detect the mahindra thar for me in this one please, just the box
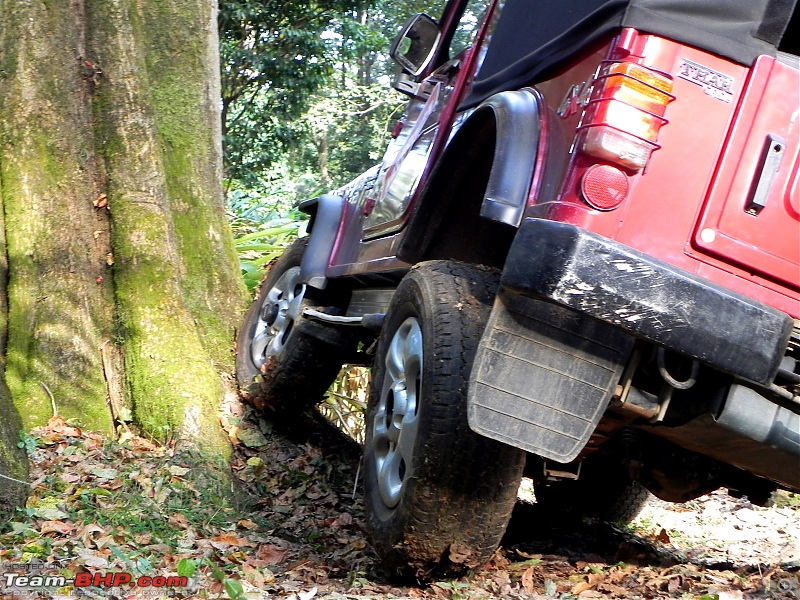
[236,0,800,575]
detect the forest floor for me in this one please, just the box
[0,395,798,600]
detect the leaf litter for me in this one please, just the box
[0,400,797,600]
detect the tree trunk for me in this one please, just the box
[0,0,246,508]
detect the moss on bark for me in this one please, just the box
[139,0,246,368]
[0,141,29,518]
[0,2,116,431]
[85,0,244,455]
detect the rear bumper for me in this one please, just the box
[502,218,793,385]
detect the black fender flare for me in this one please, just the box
[476,88,543,226]
[297,194,345,289]
[399,88,546,263]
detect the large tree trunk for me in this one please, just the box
[0,0,246,509]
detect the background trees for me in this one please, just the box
[219,0,441,224]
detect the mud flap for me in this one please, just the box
[467,290,634,463]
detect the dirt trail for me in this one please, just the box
[232,410,800,600]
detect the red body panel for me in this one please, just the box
[693,57,800,292]
[530,33,800,318]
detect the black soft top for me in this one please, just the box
[463,0,798,107]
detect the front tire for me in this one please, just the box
[364,261,525,576]
[235,239,350,415]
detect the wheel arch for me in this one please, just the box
[398,89,549,268]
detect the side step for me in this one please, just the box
[302,308,385,331]
[468,291,634,463]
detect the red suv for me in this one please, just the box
[237,0,800,575]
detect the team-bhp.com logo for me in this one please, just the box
[3,571,188,589]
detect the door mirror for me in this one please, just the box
[390,13,441,77]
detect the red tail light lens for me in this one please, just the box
[578,62,674,170]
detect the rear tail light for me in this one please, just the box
[578,62,674,171]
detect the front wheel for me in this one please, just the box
[364,261,526,576]
[235,239,351,415]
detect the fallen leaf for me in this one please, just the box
[48,416,83,438]
[168,465,190,477]
[237,519,258,530]
[572,581,592,595]
[169,513,191,530]
[78,551,109,569]
[521,566,535,594]
[598,583,629,595]
[77,523,105,547]
[40,521,72,535]
[236,427,268,448]
[92,535,115,550]
[332,512,353,529]
[133,532,153,545]
[256,544,288,565]
[243,562,268,587]
[31,507,70,520]
[299,587,318,600]
[91,467,118,480]
[210,533,249,551]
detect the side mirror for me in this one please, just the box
[389,13,441,78]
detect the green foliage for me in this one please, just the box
[218,0,427,194]
[435,580,473,600]
[177,557,199,577]
[320,367,370,443]
[227,183,308,295]
[17,431,38,455]
[771,489,800,508]
[208,559,246,600]
[219,0,360,185]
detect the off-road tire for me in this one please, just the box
[364,261,526,577]
[236,238,350,416]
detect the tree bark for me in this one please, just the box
[0,0,246,507]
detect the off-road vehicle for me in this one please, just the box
[237,0,800,575]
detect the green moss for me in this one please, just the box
[143,25,246,367]
[0,133,113,432]
[0,380,28,516]
[80,0,238,457]
[108,197,230,457]
[0,0,118,432]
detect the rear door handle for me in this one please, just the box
[745,134,785,215]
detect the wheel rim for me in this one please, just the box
[250,266,306,370]
[371,316,423,509]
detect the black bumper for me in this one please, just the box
[502,219,793,385]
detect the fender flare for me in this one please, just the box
[476,88,543,226]
[297,194,345,289]
[399,88,546,263]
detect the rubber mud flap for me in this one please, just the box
[468,290,634,463]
